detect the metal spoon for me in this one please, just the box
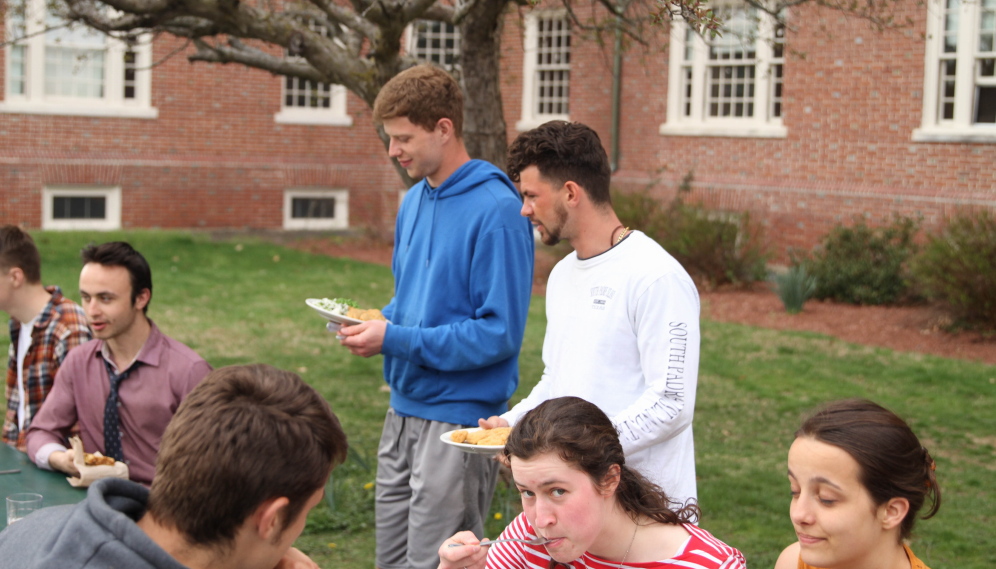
[448,536,554,548]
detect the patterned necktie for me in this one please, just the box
[102,358,140,462]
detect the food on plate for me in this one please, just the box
[84,452,116,466]
[451,427,510,446]
[315,297,358,317]
[314,298,387,322]
[347,307,388,322]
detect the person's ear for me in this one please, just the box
[254,496,291,540]
[435,118,455,143]
[562,181,583,208]
[133,288,151,312]
[7,267,25,288]
[878,497,909,532]
[601,464,622,497]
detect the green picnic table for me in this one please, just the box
[0,442,87,530]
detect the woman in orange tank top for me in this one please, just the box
[773,399,940,569]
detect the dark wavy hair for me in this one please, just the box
[81,241,153,314]
[506,121,612,206]
[797,399,941,541]
[503,396,699,537]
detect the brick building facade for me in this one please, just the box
[2,0,994,256]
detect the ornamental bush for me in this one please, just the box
[802,215,920,305]
[913,211,996,329]
[614,182,770,288]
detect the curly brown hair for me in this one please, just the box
[504,397,700,530]
[373,65,463,137]
[506,121,612,206]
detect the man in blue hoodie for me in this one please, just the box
[337,65,534,569]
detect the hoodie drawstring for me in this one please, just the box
[427,192,438,268]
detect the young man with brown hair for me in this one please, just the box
[26,242,211,485]
[0,364,348,569]
[479,121,701,508]
[335,65,534,569]
[0,225,91,451]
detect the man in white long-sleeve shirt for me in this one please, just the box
[479,121,700,506]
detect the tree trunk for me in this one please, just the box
[458,0,510,172]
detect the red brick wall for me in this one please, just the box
[2,5,994,255]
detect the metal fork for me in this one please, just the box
[448,537,553,548]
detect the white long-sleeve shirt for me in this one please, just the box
[503,231,700,505]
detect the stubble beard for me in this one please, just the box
[539,202,569,246]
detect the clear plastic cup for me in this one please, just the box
[6,493,42,525]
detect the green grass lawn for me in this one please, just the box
[3,231,994,568]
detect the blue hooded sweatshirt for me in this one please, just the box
[381,159,534,425]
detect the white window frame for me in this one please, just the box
[274,19,352,127]
[661,4,787,138]
[2,0,156,119]
[516,10,571,132]
[283,188,349,230]
[913,0,996,142]
[42,186,122,230]
[405,20,461,71]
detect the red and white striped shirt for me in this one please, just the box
[487,514,746,569]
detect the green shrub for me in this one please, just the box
[772,266,817,314]
[802,215,919,305]
[614,183,770,288]
[913,210,996,329]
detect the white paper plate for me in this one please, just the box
[305,298,363,326]
[439,427,505,456]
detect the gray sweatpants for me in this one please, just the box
[375,408,500,569]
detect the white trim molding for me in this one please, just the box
[914,0,996,142]
[662,3,787,139]
[42,186,122,231]
[3,0,156,119]
[517,10,571,132]
[283,188,349,230]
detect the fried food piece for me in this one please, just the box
[465,429,492,444]
[360,309,387,322]
[346,307,388,322]
[84,453,115,466]
[476,428,511,446]
[450,430,469,443]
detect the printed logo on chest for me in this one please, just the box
[589,286,616,310]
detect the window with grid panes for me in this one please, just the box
[42,187,122,230]
[915,0,996,140]
[517,12,571,130]
[2,0,155,118]
[275,18,351,125]
[663,3,786,138]
[283,189,349,230]
[535,17,571,115]
[410,20,460,70]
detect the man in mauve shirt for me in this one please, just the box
[26,242,211,485]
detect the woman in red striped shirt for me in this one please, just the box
[774,399,941,569]
[439,397,745,569]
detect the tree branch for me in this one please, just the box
[189,37,330,82]
[304,0,380,38]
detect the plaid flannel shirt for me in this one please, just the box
[3,286,91,451]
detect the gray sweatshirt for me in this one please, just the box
[0,478,188,568]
